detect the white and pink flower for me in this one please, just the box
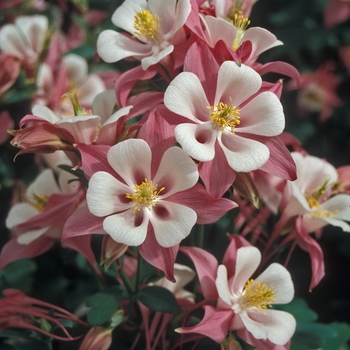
[164,60,285,173]
[96,0,191,70]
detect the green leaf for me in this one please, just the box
[321,322,350,350]
[0,259,37,292]
[85,290,122,326]
[137,286,178,314]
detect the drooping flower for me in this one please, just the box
[96,0,191,70]
[164,60,285,173]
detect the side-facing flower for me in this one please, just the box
[86,138,198,248]
[164,60,285,173]
[178,244,296,346]
[96,0,191,70]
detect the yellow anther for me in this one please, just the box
[30,192,49,212]
[230,14,250,51]
[133,10,162,44]
[126,178,164,214]
[241,279,276,311]
[208,102,240,133]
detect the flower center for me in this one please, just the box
[240,279,276,311]
[304,181,339,218]
[229,14,250,51]
[30,192,49,212]
[133,10,162,45]
[208,102,240,133]
[125,178,164,214]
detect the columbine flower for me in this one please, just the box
[86,138,198,248]
[283,152,350,233]
[96,0,191,70]
[178,244,296,346]
[215,246,295,345]
[164,60,285,173]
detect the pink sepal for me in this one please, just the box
[178,305,232,343]
[0,235,55,270]
[139,225,178,282]
[295,217,325,291]
[179,246,218,300]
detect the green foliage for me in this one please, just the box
[137,286,179,314]
[85,287,124,326]
[0,259,37,293]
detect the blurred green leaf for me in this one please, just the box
[137,286,178,314]
[85,289,123,326]
[321,322,350,350]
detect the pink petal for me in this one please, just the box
[150,202,197,247]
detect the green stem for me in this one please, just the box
[118,268,134,297]
[134,250,142,294]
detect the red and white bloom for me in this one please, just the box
[283,152,350,233]
[164,60,285,172]
[86,138,198,247]
[215,246,295,345]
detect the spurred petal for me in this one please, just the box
[103,209,149,246]
[255,263,294,304]
[164,72,210,123]
[174,123,217,162]
[107,139,151,187]
[153,146,198,197]
[150,202,197,247]
[231,246,261,294]
[86,171,132,217]
[238,92,284,136]
[215,62,262,107]
[241,309,296,345]
[219,133,270,172]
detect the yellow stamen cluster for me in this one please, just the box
[126,178,164,214]
[133,10,162,44]
[241,279,276,311]
[230,14,250,51]
[30,192,49,212]
[305,181,339,218]
[208,102,240,133]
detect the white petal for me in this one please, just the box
[32,105,60,123]
[172,0,192,33]
[215,62,262,107]
[103,209,149,246]
[238,92,285,136]
[323,194,350,221]
[241,309,296,345]
[107,139,151,187]
[97,30,152,63]
[6,203,38,228]
[231,246,261,294]
[255,263,294,304]
[17,227,48,245]
[153,146,198,197]
[219,133,269,172]
[92,90,118,122]
[63,53,88,84]
[202,16,236,48]
[292,152,338,193]
[112,0,148,34]
[86,171,132,217]
[164,72,210,123]
[216,265,232,306]
[141,45,174,70]
[174,123,217,162]
[77,74,106,106]
[26,169,61,202]
[150,202,197,247]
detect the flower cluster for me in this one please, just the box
[0,0,350,349]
